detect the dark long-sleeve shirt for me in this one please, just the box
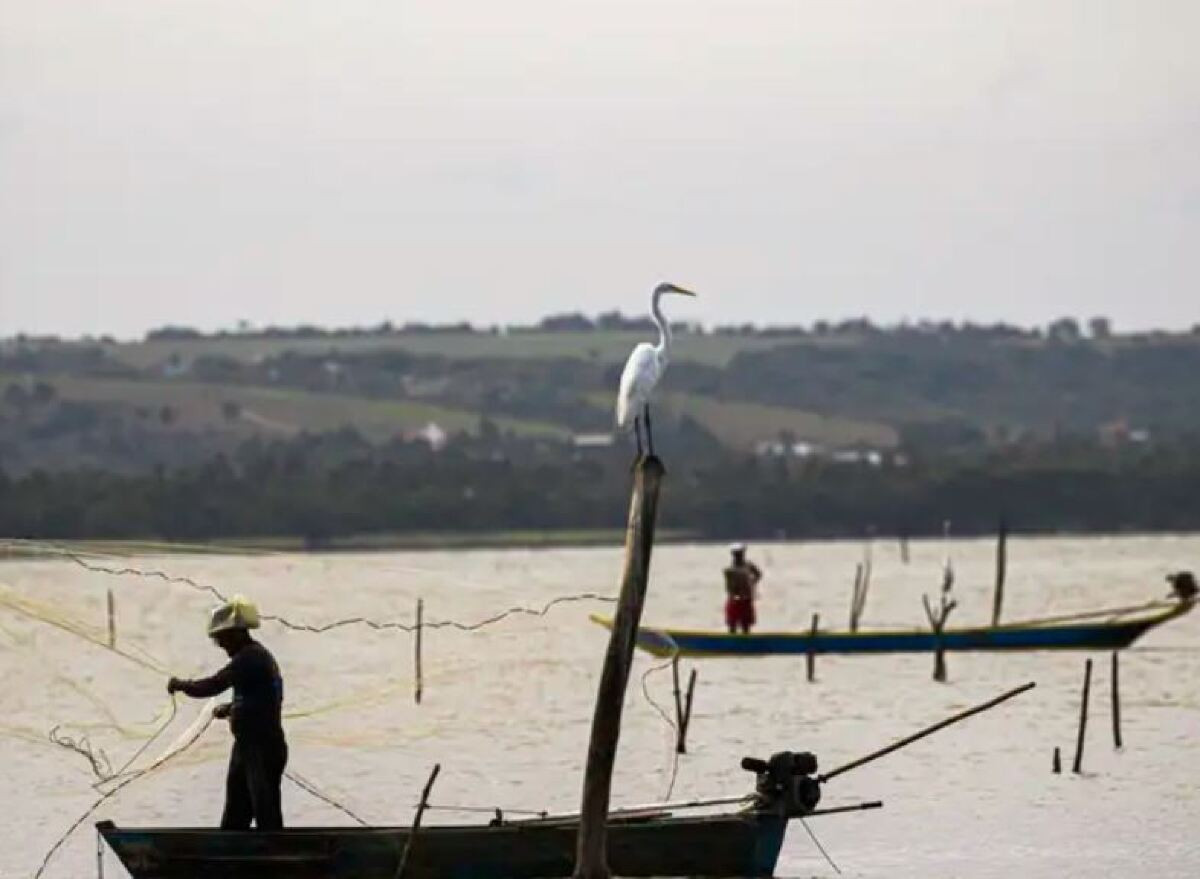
[178,640,285,742]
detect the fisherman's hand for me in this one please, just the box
[167,677,183,695]
[213,703,232,720]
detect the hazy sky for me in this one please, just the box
[3,1,1198,338]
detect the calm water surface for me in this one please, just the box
[2,535,1198,878]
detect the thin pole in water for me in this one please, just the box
[806,613,819,683]
[1111,651,1123,750]
[1073,659,1092,774]
[414,598,423,705]
[395,763,440,879]
[677,668,697,754]
[819,682,1036,783]
[106,589,116,649]
[991,517,1007,627]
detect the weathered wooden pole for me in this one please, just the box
[806,613,819,682]
[574,456,664,879]
[106,589,116,649]
[991,518,1008,627]
[1111,651,1122,750]
[1072,658,1093,773]
[395,763,440,879]
[899,532,910,564]
[414,598,424,705]
[1052,746,1061,774]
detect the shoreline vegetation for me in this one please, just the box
[4,527,1197,560]
[0,529,699,557]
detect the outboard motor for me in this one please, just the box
[1168,571,1198,602]
[741,751,821,817]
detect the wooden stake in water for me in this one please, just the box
[671,655,683,733]
[849,564,864,633]
[575,456,664,879]
[414,598,424,705]
[106,589,116,649]
[991,518,1007,627]
[1111,651,1123,750]
[806,613,819,683]
[922,591,956,683]
[1053,746,1061,774]
[1073,658,1092,773]
[677,669,697,755]
[395,763,440,879]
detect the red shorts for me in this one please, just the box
[725,598,756,631]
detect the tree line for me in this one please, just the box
[3,430,1199,544]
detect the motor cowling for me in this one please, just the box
[741,751,821,817]
[1168,571,1198,602]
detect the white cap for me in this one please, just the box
[729,542,747,554]
[207,596,261,636]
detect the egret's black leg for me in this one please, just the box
[644,404,655,458]
[634,416,644,459]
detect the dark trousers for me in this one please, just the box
[221,735,288,830]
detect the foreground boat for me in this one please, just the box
[591,595,1195,658]
[98,750,836,879]
[97,811,787,879]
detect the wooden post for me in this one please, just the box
[106,589,116,649]
[806,613,819,682]
[1073,658,1093,773]
[1111,651,1122,750]
[574,456,664,879]
[1052,746,1061,774]
[899,532,910,564]
[414,598,423,705]
[671,655,683,734]
[675,669,697,754]
[849,563,864,632]
[923,593,956,683]
[395,763,440,879]
[681,669,697,750]
[991,518,1008,627]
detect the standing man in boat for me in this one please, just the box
[724,543,763,634]
[168,596,288,830]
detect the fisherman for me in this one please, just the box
[724,543,763,634]
[167,596,287,830]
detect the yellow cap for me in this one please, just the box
[207,595,261,636]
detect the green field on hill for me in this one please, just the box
[97,330,791,369]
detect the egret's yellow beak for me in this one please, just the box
[669,284,697,297]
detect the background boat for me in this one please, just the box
[591,597,1194,658]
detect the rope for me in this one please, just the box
[21,543,616,635]
[34,697,188,879]
[285,770,369,826]
[799,815,842,875]
[639,655,682,800]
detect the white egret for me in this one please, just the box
[615,282,697,458]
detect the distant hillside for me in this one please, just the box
[3,319,1199,475]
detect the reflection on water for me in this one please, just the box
[2,534,1198,878]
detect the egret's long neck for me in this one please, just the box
[651,290,672,360]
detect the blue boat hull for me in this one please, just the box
[591,601,1192,658]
